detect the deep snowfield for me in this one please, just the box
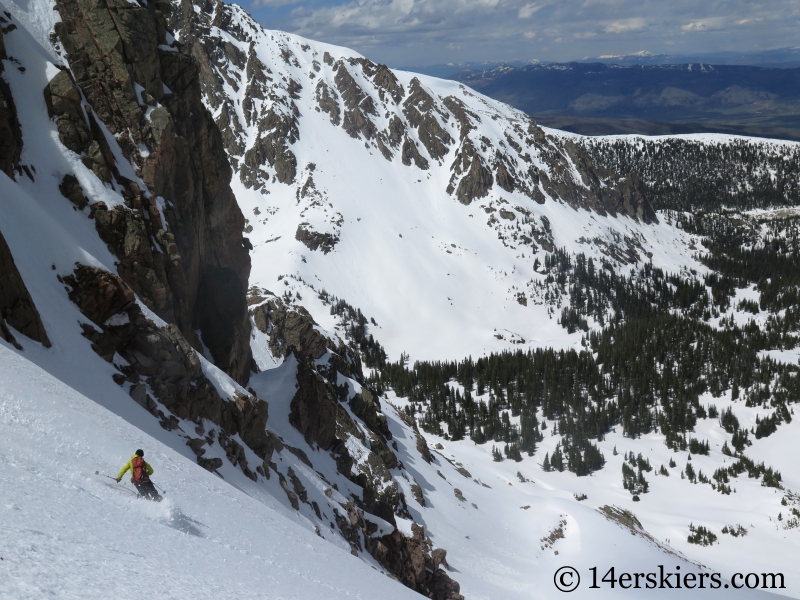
[388,388,800,599]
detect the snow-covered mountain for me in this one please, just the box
[1,0,799,597]
[167,0,699,363]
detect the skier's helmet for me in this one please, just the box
[135,449,144,457]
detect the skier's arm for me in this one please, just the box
[116,461,132,480]
[145,462,154,476]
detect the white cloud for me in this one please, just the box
[681,17,727,32]
[604,18,646,34]
[518,3,542,19]
[250,0,302,7]
[249,0,800,66]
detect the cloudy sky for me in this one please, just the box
[247,0,800,67]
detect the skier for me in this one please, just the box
[116,449,161,501]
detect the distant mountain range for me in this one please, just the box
[449,62,800,140]
[583,47,800,68]
[400,47,800,78]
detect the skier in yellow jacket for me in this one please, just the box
[117,449,161,501]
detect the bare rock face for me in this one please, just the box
[453,144,494,205]
[251,298,329,361]
[401,137,429,170]
[397,409,433,463]
[58,175,89,209]
[193,266,252,382]
[52,0,252,383]
[250,291,419,541]
[0,25,22,179]
[403,78,452,163]
[373,524,464,600]
[0,231,50,349]
[289,356,341,451]
[242,107,299,186]
[64,265,272,474]
[335,59,379,141]
[294,223,339,254]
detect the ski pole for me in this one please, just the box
[152,481,167,495]
[95,471,119,482]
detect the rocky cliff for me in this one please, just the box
[0,0,274,478]
[0,25,22,180]
[0,231,50,349]
[3,5,464,596]
[51,0,252,383]
[249,288,463,599]
[0,26,49,349]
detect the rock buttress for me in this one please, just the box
[64,265,272,475]
[0,25,23,179]
[53,0,253,383]
[0,231,50,348]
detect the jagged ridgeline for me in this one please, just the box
[167,0,655,228]
[577,136,800,211]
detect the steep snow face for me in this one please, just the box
[0,343,790,600]
[2,2,798,599]
[167,0,701,363]
[0,345,422,600]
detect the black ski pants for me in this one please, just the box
[133,481,161,501]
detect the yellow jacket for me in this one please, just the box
[117,455,154,480]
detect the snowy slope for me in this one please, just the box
[169,1,705,364]
[0,344,789,599]
[387,386,800,599]
[0,345,422,600]
[1,0,799,598]
[169,5,800,596]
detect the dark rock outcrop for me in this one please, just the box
[315,81,341,126]
[0,24,22,179]
[447,140,493,205]
[52,0,252,383]
[64,265,272,473]
[397,409,433,464]
[548,139,657,223]
[403,78,452,162]
[335,61,379,141]
[58,175,89,209]
[169,0,299,190]
[252,298,328,360]
[0,231,50,348]
[193,266,252,381]
[402,137,429,170]
[372,524,464,600]
[294,223,339,254]
[250,292,459,595]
